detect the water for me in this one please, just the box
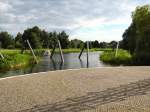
[0,51,110,78]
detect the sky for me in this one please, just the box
[0,0,150,42]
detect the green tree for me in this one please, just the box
[69,39,83,48]
[41,30,50,48]
[99,42,108,48]
[122,5,150,64]
[22,26,42,49]
[122,23,136,54]
[0,32,14,49]
[15,32,23,48]
[132,5,150,53]
[58,31,69,49]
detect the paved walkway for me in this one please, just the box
[0,67,150,112]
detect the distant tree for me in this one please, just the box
[109,41,118,51]
[22,26,42,49]
[41,30,50,48]
[93,40,99,48]
[15,32,23,48]
[58,31,69,49]
[99,42,107,48]
[69,39,84,48]
[0,32,14,49]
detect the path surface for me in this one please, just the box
[0,67,150,112]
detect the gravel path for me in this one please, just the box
[0,67,150,112]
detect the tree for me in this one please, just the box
[15,32,23,48]
[99,42,107,48]
[69,39,84,48]
[122,5,150,64]
[109,41,118,51]
[92,40,99,48]
[41,30,50,48]
[22,26,42,49]
[58,31,69,49]
[122,23,136,54]
[132,5,150,53]
[0,32,14,49]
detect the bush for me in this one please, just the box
[132,52,150,65]
[100,49,132,65]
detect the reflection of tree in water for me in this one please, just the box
[21,78,150,112]
[79,59,84,68]
[51,58,64,70]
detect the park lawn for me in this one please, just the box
[100,49,132,65]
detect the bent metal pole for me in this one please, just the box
[26,40,38,64]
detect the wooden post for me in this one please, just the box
[78,43,86,59]
[58,40,64,63]
[26,40,38,64]
[78,47,85,59]
[0,42,4,59]
[115,41,119,57]
[86,41,89,68]
[0,52,4,59]
[50,43,57,59]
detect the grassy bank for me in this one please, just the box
[54,48,112,53]
[0,50,41,71]
[0,54,34,71]
[100,49,132,65]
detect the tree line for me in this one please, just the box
[120,5,150,65]
[0,26,118,49]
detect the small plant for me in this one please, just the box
[100,49,132,65]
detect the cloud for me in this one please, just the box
[0,0,149,41]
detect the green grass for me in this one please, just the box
[100,49,132,65]
[53,48,112,53]
[0,50,39,71]
[0,53,34,71]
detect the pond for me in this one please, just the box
[0,51,110,78]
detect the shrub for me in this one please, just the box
[100,49,132,65]
[132,52,150,65]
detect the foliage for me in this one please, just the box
[69,39,84,48]
[121,5,150,65]
[0,53,33,70]
[90,40,100,48]
[121,23,137,54]
[58,31,70,49]
[0,25,119,50]
[0,32,14,49]
[100,49,132,65]
[15,32,23,48]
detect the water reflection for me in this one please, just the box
[0,52,110,78]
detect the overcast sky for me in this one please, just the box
[0,0,150,42]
